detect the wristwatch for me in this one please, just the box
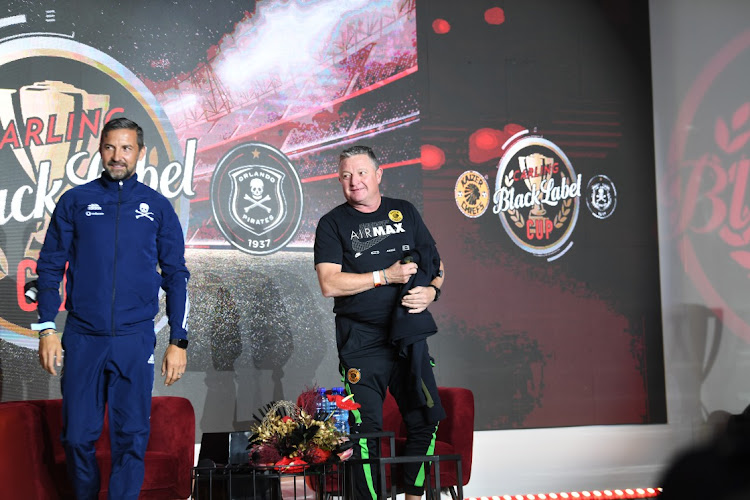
[169,338,189,349]
[428,284,441,301]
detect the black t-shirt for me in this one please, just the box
[314,197,436,326]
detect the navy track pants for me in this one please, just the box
[60,330,156,500]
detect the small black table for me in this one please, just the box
[192,462,340,500]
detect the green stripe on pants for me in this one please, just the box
[413,423,439,488]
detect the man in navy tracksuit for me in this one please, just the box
[314,145,446,500]
[34,118,190,500]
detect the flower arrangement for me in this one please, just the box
[247,387,356,472]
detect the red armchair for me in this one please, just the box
[0,396,195,500]
[381,386,474,498]
[302,386,474,499]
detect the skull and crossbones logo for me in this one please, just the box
[244,178,272,213]
[135,203,154,221]
[591,183,611,211]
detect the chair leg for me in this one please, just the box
[449,485,459,500]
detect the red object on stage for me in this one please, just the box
[326,392,361,410]
[0,397,195,499]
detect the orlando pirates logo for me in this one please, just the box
[211,142,303,255]
[229,166,286,236]
[586,174,617,220]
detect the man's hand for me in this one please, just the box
[38,330,62,375]
[401,285,437,313]
[162,344,187,386]
[384,260,417,285]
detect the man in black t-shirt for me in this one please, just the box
[314,145,445,500]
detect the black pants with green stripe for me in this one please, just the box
[336,316,444,499]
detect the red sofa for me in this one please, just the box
[0,396,195,500]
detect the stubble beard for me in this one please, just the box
[105,162,132,181]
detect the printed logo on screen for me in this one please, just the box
[493,135,581,259]
[669,30,750,341]
[211,142,303,255]
[586,175,617,220]
[455,170,490,218]
[0,33,191,345]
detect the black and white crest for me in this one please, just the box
[211,142,303,255]
[229,166,286,236]
[586,174,617,220]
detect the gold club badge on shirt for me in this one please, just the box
[347,368,361,384]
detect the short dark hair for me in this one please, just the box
[339,145,379,168]
[101,117,144,150]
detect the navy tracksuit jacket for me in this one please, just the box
[35,172,190,499]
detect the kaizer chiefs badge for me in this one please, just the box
[347,368,361,384]
[211,142,303,255]
[455,170,490,218]
[493,134,581,259]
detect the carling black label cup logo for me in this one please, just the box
[668,29,750,341]
[493,134,581,259]
[0,35,193,347]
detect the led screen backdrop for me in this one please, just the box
[414,0,665,428]
[0,0,664,433]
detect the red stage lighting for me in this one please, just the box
[468,124,527,164]
[432,18,451,34]
[475,128,500,149]
[485,7,506,25]
[420,144,446,170]
[469,127,504,163]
